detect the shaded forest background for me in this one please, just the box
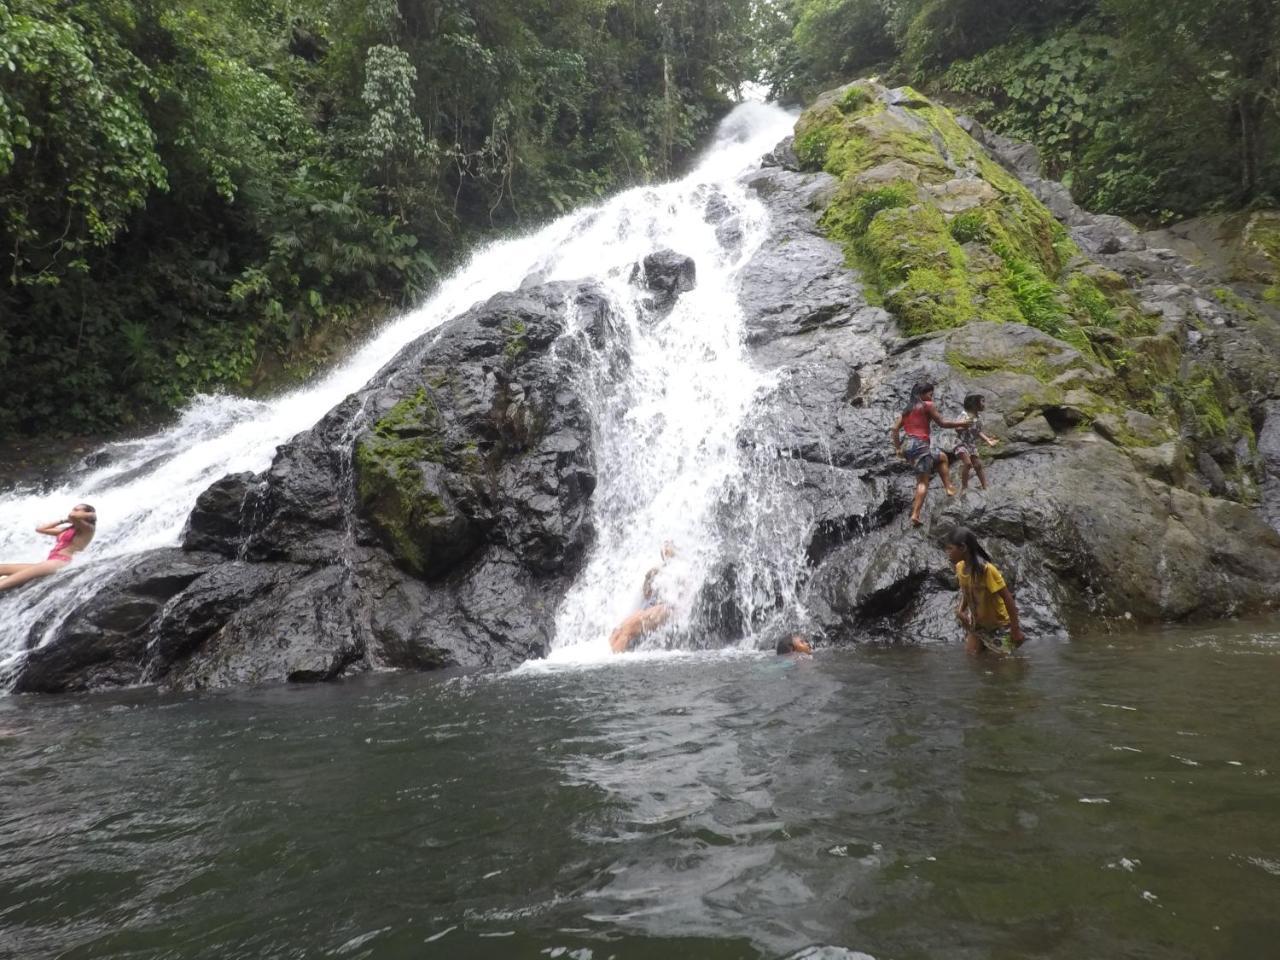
[2,0,1276,438]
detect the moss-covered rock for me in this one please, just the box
[795,81,1121,351]
[353,388,477,579]
[791,79,1271,474]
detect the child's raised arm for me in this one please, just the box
[36,520,70,536]
[927,405,972,431]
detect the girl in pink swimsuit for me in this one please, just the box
[0,503,97,593]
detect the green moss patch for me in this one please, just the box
[353,387,453,576]
[1171,367,1255,450]
[798,83,1130,347]
[1248,222,1280,305]
[793,79,1211,446]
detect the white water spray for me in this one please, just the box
[0,101,800,673]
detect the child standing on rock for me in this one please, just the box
[890,382,971,526]
[943,526,1026,655]
[951,393,999,491]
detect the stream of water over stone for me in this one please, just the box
[0,101,799,674]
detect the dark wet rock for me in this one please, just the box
[635,250,697,314]
[12,550,221,693]
[688,562,749,647]
[1259,399,1280,532]
[181,472,256,556]
[761,135,800,171]
[740,117,1280,649]
[13,284,605,692]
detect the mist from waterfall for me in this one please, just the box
[0,101,801,675]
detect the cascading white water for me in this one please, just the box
[544,120,813,662]
[0,101,800,674]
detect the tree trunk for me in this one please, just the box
[1237,94,1262,199]
[662,51,674,175]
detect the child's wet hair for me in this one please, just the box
[962,393,984,414]
[945,526,993,572]
[903,381,936,417]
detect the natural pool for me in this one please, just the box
[3,620,1279,959]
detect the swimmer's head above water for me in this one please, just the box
[70,504,97,525]
[775,635,812,655]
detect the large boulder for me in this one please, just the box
[735,80,1280,645]
[11,283,610,692]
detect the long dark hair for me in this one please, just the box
[903,381,935,418]
[947,526,992,574]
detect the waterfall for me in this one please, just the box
[0,101,800,674]
[545,123,813,662]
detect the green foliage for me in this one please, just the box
[941,30,1115,177]
[0,0,766,437]
[948,209,988,244]
[778,0,1280,220]
[1065,274,1114,326]
[837,85,872,113]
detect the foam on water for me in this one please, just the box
[0,102,799,678]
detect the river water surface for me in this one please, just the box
[3,620,1279,960]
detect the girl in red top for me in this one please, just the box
[890,383,970,526]
[0,503,97,593]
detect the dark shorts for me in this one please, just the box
[903,438,935,477]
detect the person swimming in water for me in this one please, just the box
[775,634,813,655]
[0,503,97,593]
[609,541,676,653]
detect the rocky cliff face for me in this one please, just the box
[11,80,1280,693]
[743,80,1280,643]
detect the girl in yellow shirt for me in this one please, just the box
[944,527,1026,655]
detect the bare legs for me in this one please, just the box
[937,452,957,497]
[0,560,66,592]
[609,604,672,653]
[956,452,988,491]
[909,476,929,526]
[909,453,957,526]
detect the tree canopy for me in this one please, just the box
[3,0,1276,438]
[0,0,763,437]
[770,0,1279,219]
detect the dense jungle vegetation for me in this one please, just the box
[2,0,1277,437]
[767,0,1280,220]
[0,0,763,436]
